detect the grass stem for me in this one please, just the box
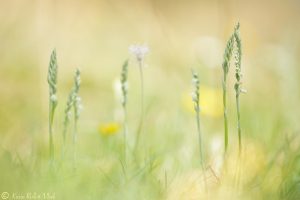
[121,59,129,165]
[222,32,234,155]
[192,69,207,191]
[134,60,144,151]
[47,49,58,168]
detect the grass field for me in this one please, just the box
[1,0,300,199]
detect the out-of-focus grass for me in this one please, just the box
[1,0,300,199]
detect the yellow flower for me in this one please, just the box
[182,85,223,118]
[99,122,120,136]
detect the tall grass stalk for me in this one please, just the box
[135,59,144,150]
[128,44,149,151]
[191,69,207,191]
[47,49,58,166]
[72,69,82,171]
[121,59,129,165]
[222,29,234,155]
[63,91,74,146]
[233,23,244,155]
[62,70,79,159]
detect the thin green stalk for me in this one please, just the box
[62,89,75,159]
[192,69,207,191]
[236,95,242,152]
[47,49,58,166]
[135,61,144,151]
[165,170,168,191]
[73,109,78,171]
[196,113,207,191]
[233,23,245,191]
[123,108,128,165]
[222,75,229,154]
[128,44,149,152]
[121,59,129,165]
[222,31,234,155]
[49,103,55,163]
[72,69,81,171]
[233,23,243,155]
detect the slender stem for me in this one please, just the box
[123,106,128,165]
[61,123,67,163]
[165,170,168,191]
[73,108,78,172]
[222,76,229,155]
[196,109,207,191]
[236,93,242,155]
[139,61,144,128]
[49,103,54,164]
[134,61,144,151]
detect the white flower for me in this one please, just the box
[123,82,128,92]
[240,88,247,94]
[191,92,198,102]
[75,96,83,113]
[50,94,57,103]
[192,77,199,85]
[129,44,149,62]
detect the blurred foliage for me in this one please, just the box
[0,0,300,199]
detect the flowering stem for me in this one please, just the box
[47,49,58,170]
[234,23,243,155]
[134,61,144,151]
[72,69,81,172]
[222,75,229,155]
[73,107,78,172]
[192,70,207,191]
[49,103,55,165]
[120,59,129,166]
[236,93,242,154]
[128,44,148,152]
[196,106,207,191]
[123,106,128,165]
[221,33,234,156]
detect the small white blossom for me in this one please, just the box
[129,44,149,62]
[75,96,83,113]
[76,96,81,103]
[191,92,198,102]
[240,88,247,93]
[50,94,57,103]
[123,82,128,91]
[192,78,199,85]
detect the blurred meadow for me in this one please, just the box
[1,0,300,199]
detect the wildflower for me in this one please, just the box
[99,122,120,136]
[191,69,207,190]
[129,44,149,62]
[128,44,149,150]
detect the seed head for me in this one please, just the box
[48,49,58,105]
[73,69,82,120]
[191,69,200,112]
[121,59,129,107]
